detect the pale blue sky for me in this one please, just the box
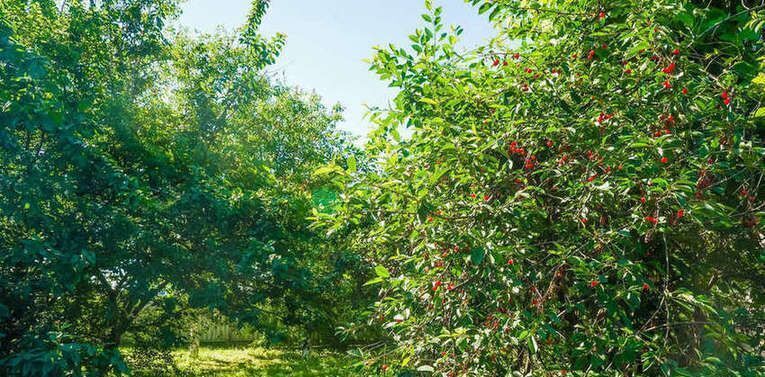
[177,1,494,139]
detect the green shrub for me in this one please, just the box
[320,0,765,375]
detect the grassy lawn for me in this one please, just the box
[130,346,364,377]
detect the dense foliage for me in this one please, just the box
[0,0,370,375]
[2,0,763,376]
[319,0,765,375]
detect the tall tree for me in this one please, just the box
[0,0,360,375]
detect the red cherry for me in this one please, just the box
[681,87,688,95]
[598,11,605,19]
[662,80,672,89]
[513,52,520,59]
[525,67,533,73]
[672,48,680,55]
[483,195,491,202]
[470,193,477,199]
[587,49,596,60]
[676,209,685,218]
[660,156,669,164]
[645,216,658,225]
[507,259,514,265]
[590,280,599,288]
[432,280,442,291]
[723,97,731,106]
[640,196,647,204]
[546,140,554,148]
[381,364,389,372]
[661,62,676,74]
[502,60,508,66]
[587,173,598,182]
[597,112,613,124]
[492,58,500,67]
[624,69,632,74]
[580,217,588,224]
[642,283,650,292]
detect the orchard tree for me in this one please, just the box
[1,0,184,373]
[319,0,764,375]
[0,0,362,375]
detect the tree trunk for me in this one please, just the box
[105,323,126,350]
[189,321,200,359]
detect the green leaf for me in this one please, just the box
[477,3,493,15]
[314,164,343,177]
[374,265,390,278]
[470,247,485,265]
[527,335,538,354]
[420,97,439,106]
[81,249,96,265]
[675,12,695,28]
[363,277,384,286]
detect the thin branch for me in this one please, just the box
[696,4,765,39]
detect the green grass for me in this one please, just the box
[130,346,364,377]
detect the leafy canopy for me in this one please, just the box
[0,0,363,375]
[319,0,764,375]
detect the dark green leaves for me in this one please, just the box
[470,247,485,265]
[326,0,765,375]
